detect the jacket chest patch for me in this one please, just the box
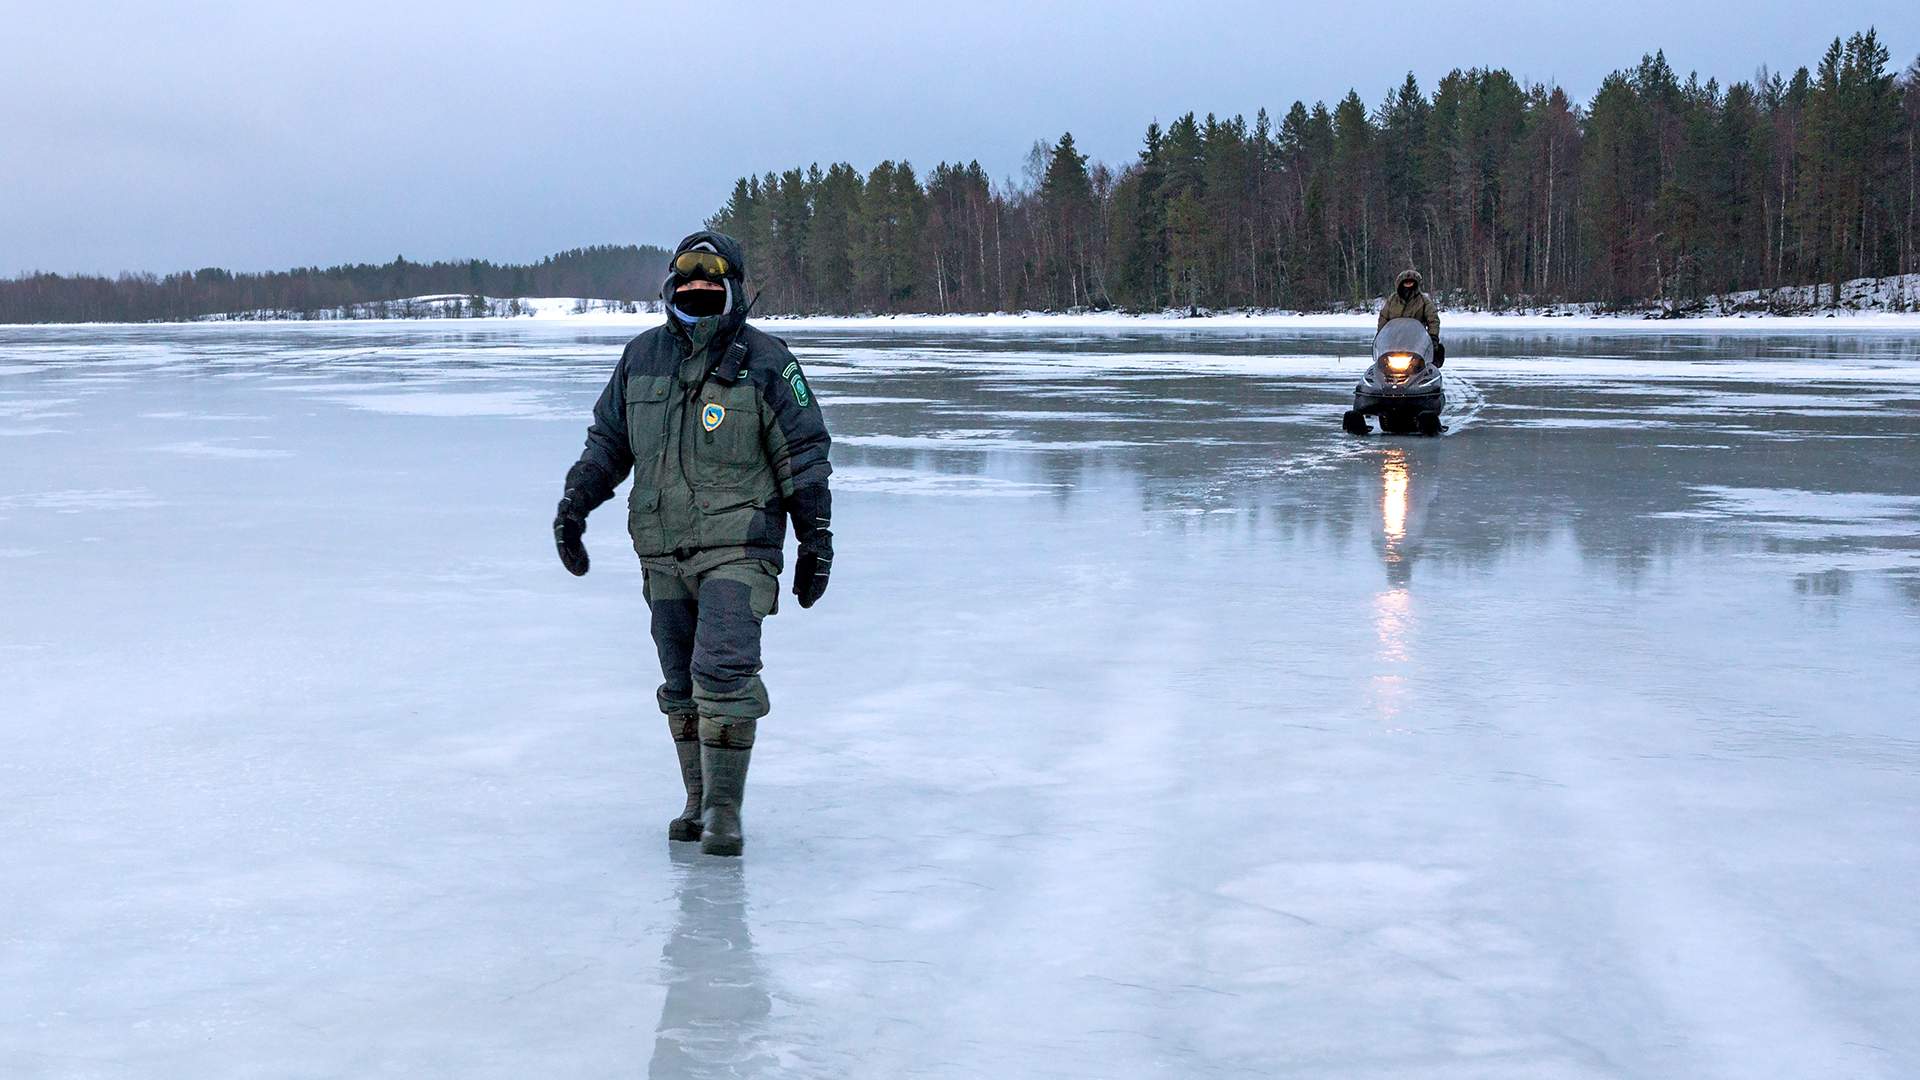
[701,403,727,432]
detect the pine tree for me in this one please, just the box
[1332,92,1380,303]
[1583,71,1659,303]
[808,163,863,313]
[1376,74,1432,275]
[1904,55,1920,280]
[1038,132,1098,308]
[1160,114,1212,308]
[1104,122,1168,310]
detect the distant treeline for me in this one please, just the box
[709,29,1920,314]
[0,245,671,324]
[6,30,1916,324]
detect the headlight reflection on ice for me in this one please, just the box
[1381,450,1409,551]
[1373,450,1415,720]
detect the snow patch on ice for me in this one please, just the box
[838,431,1139,452]
[820,395,936,407]
[149,440,291,459]
[1659,486,1920,549]
[0,488,166,512]
[832,467,1058,497]
[0,397,78,419]
[140,411,271,422]
[327,391,567,418]
[1506,417,1680,430]
[1688,486,1920,524]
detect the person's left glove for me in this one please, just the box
[787,483,833,608]
[793,535,832,608]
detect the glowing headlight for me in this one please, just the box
[1384,353,1416,374]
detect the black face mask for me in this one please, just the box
[673,285,727,318]
[1398,282,1417,298]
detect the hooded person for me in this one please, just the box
[552,229,834,856]
[1378,269,1442,362]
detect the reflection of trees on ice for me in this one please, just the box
[650,848,776,1079]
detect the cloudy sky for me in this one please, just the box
[3,0,1912,275]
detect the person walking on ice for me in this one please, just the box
[552,229,834,856]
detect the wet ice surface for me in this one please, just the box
[3,321,1918,1079]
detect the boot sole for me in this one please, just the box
[700,834,743,857]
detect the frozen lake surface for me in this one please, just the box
[3,320,1917,1078]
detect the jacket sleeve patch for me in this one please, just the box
[781,360,812,408]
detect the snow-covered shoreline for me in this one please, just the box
[757,309,1920,333]
[27,308,1915,334]
[15,283,1920,334]
[194,307,1920,333]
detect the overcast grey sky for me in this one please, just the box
[3,1,1913,275]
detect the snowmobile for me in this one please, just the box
[1343,317,1445,436]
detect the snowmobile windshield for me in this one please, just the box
[1373,318,1433,363]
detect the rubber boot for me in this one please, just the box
[667,713,703,842]
[698,717,755,857]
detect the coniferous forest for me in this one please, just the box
[3,30,1915,322]
[0,246,673,324]
[709,30,1920,315]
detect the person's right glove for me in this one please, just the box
[553,492,590,576]
[793,535,832,608]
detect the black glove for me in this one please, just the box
[554,492,590,576]
[793,536,832,608]
[1432,339,1446,367]
[785,482,833,608]
[553,461,611,577]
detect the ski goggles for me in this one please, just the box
[672,249,732,281]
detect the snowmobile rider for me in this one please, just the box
[552,229,834,857]
[1378,269,1444,365]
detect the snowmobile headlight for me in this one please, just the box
[1384,353,1416,374]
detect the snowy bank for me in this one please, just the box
[201,295,661,322]
[196,302,1920,334]
[753,309,1920,334]
[183,275,1920,333]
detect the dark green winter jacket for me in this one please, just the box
[1377,268,1441,338]
[564,231,832,572]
